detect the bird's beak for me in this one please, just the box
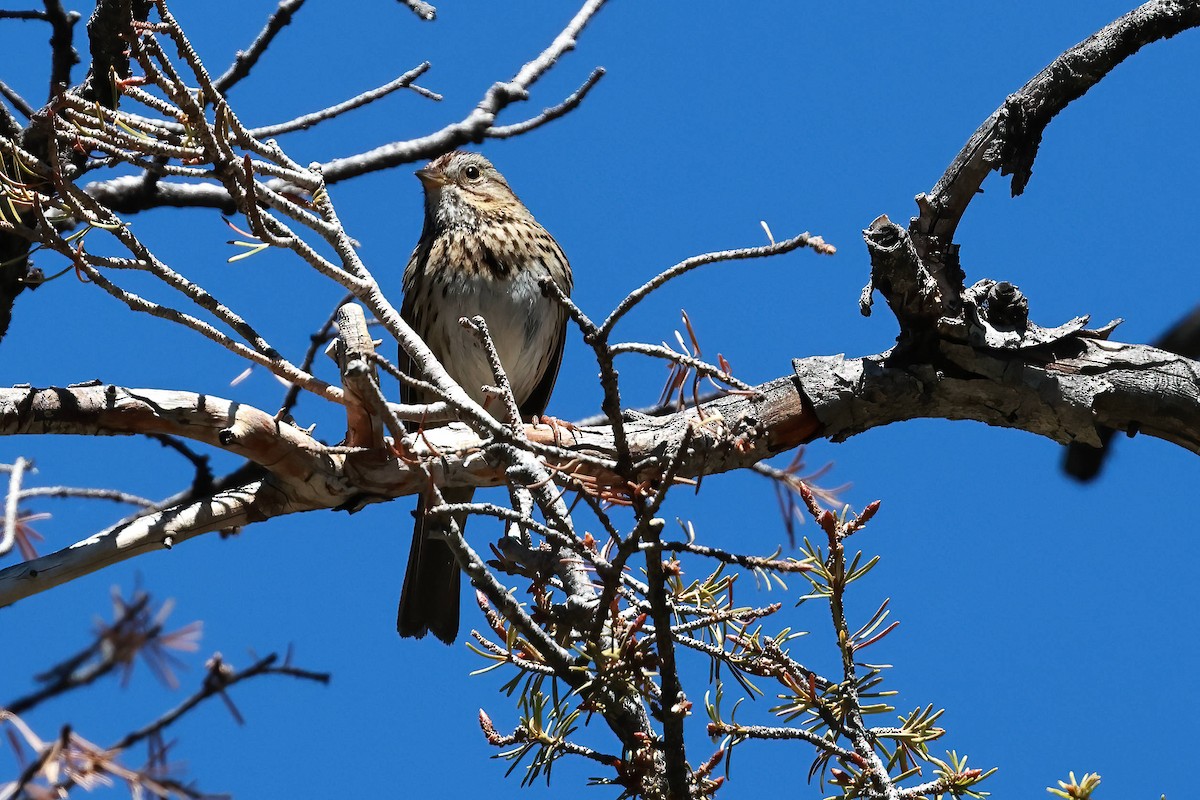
[415,166,446,188]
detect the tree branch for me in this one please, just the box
[1065,301,1200,480]
[212,0,306,94]
[80,0,609,214]
[913,0,1200,248]
[0,479,283,604]
[41,0,81,98]
[4,318,1196,609]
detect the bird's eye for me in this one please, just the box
[463,164,482,181]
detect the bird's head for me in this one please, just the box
[416,151,525,228]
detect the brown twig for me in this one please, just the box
[5,593,155,714]
[108,652,329,753]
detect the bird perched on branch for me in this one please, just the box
[397,150,573,643]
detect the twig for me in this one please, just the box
[642,518,690,798]
[248,62,438,139]
[396,0,436,21]
[278,292,353,419]
[0,79,35,118]
[823,519,900,799]
[610,341,754,393]
[2,456,31,557]
[600,232,835,338]
[212,0,307,94]
[658,539,812,573]
[18,486,156,507]
[367,351,457,424]
[487,444,593,601]
[897,777,965,799]
[487,67,605,139]
[317,0,611,183]
[571,391,725,427]
[107,653,329,753]
[6,594,154,714]
[73,256,341,403]
[462,315,523,430]
[8,724,70,800]
[148,433,213,492]
[480,716,621,767]
[469,633,557,675]
[707,720,860,761]
[42,0,81,97]
[668,603,781,635]
[430,484,577,673]
[28,652,329,800]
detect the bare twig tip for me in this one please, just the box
[760,220,775,245]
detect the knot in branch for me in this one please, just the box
[978,280,1028,331]
[862,215,945,347]
[956,279,1110,351]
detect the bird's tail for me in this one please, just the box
[397,487,472,643]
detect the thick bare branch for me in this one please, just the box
[914,0,1200,248]
[0,479,281,604]
[0,385,333,480]
[1065,301,1200,480]
[4,320,1194,610]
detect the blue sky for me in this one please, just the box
[3,1,1199,797]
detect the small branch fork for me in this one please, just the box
[212,0,306,94]
[862,0,1200,350]
[917,0,1200,248]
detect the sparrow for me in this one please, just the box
[396,150,573,643]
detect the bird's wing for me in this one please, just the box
[398,238,434,415]
[519,304,568,420]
